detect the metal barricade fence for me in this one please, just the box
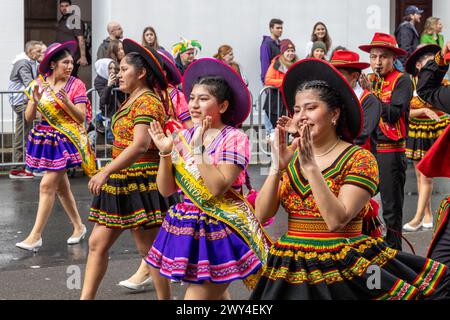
[0,90,29,168]
[1,86,286,169]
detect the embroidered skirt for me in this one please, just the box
[406,114,450,161]
[89,161,167,229]
[145,198,262,284]
[250,234,450,300]
[428,196,450,269]
[26,121,82,171]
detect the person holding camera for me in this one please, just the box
[94,58,125,142]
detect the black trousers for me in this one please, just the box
[376,151,407,251]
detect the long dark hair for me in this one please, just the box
[296,80,345,137]
[310,22,332,56]
[142,26,160,50]
[192,76,235,126]
[49,49,72,74]
[124,52,170,113]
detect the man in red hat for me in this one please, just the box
[359,33,413,251]
[330,50,381,153]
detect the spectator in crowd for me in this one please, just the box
[308,41,327,60]
[305,22,333,60]
[263,39,298,140]
[172,37,202,76]
[214,44,248,85]
[260,18,283,84]
[94,58,125,142]
[97,21,124,60]
[395,5,423,65]
[38,42,47,63]
[106,39,125,64]
[56,0,88,77]
[8,40,42,179]
[142,26,164,51]
[421,17,445,48]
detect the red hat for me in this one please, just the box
[280,39,295,54]
[359,32,407,56]
[330,50,370,70]
[445,52,450,63]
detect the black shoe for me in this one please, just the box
[95,119,106,134]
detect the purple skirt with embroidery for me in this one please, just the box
[145,196,262,284]
[26,121,82,171]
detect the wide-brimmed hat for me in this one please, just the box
[330,50,370,70]
[359,32,407,56]
[122,38,168,90]
[405,44,441,75]
[182,58,251,127]
[39,41,77,74]
[281,58,362,141]
[157,49,182,86]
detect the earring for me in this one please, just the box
[332,120,337,126]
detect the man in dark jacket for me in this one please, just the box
[395,5,423,66]
[7,40,42,179]
[96,21,124,60]
[260,18,283,84]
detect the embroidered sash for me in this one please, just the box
[25,75,97,176]
[172,133,273,287]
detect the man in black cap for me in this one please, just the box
[395,5,424,66]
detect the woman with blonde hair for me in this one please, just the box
[421,17,444,48]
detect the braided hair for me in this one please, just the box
[296,80,346,137]
[192,76,235,126]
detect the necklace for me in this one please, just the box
[315,139,340,157]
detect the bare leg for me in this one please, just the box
[123,259,151,284]
[184,281,230,300]
[80,224,122,300]
[19,170,67,244]
[131,227,171,300]
[56,173,84,237]
[408,162,433,227]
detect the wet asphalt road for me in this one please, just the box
[0,164,449,300]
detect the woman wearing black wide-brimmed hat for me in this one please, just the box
[251,58,450,300]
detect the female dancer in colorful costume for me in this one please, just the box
[118,48,193,291]
[251,58,450,300]
[403,44,450,232]
[146,58,272,299]
[16,41,95,251]
[80,39,171,299]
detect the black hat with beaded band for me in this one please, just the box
[182,57,251,127]
[281,58,363,142]
[405,44,441,75]
[122,38,168,90]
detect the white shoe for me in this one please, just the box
[402,222,422,232]
[67,224,87,245]
[16,238,42,252]
[422,219,433,229]
[118,277,153,290]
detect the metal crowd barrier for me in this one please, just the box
[1,85,286,169]
[0,90,28,168]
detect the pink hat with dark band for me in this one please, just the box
[39,41,77,75]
